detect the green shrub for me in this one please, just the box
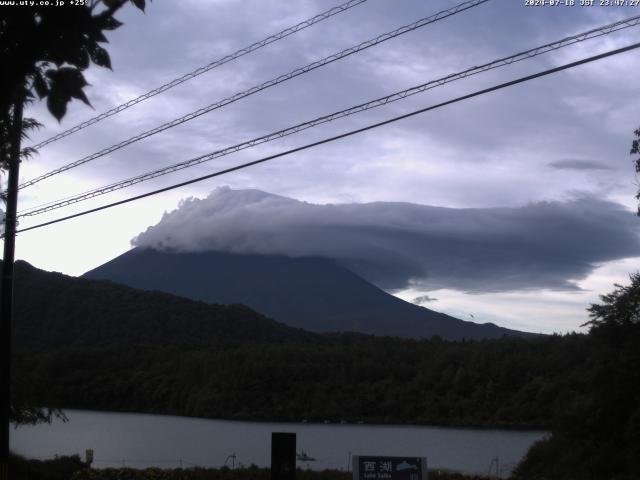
[10,453,87,480]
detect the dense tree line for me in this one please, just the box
[14,334,590,429]
[514,275,640,480]
[8,260,640,477]
[10,258,585,429]
[9,259,584,429]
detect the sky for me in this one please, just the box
[6,0,640,334]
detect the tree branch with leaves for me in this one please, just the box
[0,0,151,428]
[585,272,640,330]
[1,0,149,120]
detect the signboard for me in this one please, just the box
[353,456,427,480]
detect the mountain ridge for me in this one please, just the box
[4,259,313,349]
[84,247,536,340]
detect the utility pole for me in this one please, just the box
[0,100,24,480]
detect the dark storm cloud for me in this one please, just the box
[132,187,640,293]
[548,159,614,171]
[20,0,640,213]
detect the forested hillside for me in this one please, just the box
[9,260,313,348]
[15,318,637,479]
[8,260,640,478]
[15,334,588,429]
[4,258,597,430]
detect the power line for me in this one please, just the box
[17,13,640,218]
[13,41,640,236]
[28,0,369,151]
[19,0,490,190]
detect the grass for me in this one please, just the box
[10,455,497,480]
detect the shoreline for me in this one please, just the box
[23,406,550,433]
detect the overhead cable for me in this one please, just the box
[19,0,490,189]
[17,13,640,218]
[13,41,640,235]
[28,0,370,150]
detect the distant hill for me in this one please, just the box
[4,260,592,432]
[84,248,535,340]
[6,260,312,349]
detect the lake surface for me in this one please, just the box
[11,410,547,476]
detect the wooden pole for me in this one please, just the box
[0,100,23,480]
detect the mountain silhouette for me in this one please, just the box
[5,259,310,349]
[84,248,535,340]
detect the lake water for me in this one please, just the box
[11,410,547,476]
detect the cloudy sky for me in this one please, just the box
[9,0,640,333]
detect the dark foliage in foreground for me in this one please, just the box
[514,275,640,479]
[10,453,86,480]
[9,455,489,480]
[69,465,488,480]
[0,0,148,124]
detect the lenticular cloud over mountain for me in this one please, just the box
[131,187,640,293]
